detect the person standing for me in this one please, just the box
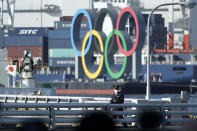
[110,85,124,104]
[159,73,162,82]
[110,85,127,128]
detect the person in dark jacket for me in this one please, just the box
[110,85,124,105]
[110,85,127,127]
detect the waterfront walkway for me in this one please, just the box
[0,93,196,130]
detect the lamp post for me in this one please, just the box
[146,1,197,100]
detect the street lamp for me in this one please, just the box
[146,1,197,100]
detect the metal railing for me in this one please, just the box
[1,102,197,130]
[0,94,136,103]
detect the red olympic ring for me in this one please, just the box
[116,7,140,56]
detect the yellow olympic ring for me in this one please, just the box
[81,30,104,79]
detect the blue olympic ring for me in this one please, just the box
[70,9,93,57]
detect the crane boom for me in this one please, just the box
[6,0,15,26]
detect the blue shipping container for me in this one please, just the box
[48,29,88,39]
[8,27,48,37]
[48,39,73,48]
[0,29,3,48]
[54,21,88,30]
[54,21,71,29]
[4,36,46,46]
[49,58,75,67]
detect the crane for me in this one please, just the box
[0,0,15,27]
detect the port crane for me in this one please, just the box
[0,0,15,27]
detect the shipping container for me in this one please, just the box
[7,56,47,70]
[4,36,47,47]
[48,39,77,48]
[8,27,49,37]
[49,48,75,58]
[54,21,71,29]
[150,26,167,50]
[60,16,73,21]
[0,29,3,48]
[49,58,75,67]
[60,16,87,21]
[54,21,88,29]
[48,29,88,39]
[6,46,43,57]
[5,46,48,65]
[48,30,70,39]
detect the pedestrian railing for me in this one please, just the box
[0,94,135,104]
[1,103,197,130]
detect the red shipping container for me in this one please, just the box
[60,16,73,21]
[5,46,48,66]
[7,56,47,69]
[5,46,43,57]
[60,16,87,21]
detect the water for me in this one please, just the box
[126,93,197,111]
[126,94,180,99]
[126,93,197,103]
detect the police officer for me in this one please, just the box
[110,85,127,127]
[110,85,124,104]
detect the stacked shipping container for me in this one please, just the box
[48,19,88,72]
[143,14,167,50]
[48,27,75,69]
[49,20,74,75]
[4,27,49,71]
[190,6,197,50]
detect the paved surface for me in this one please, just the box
[0,124,179,131]
[0,126,178,131]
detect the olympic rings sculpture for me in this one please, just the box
[71,7,145,79]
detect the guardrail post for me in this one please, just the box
[160,104,166,128]
[105,104,111,114]
[25,96,27,103]
[190,83,193,94]
[4,96,7,103]
[14,97,17,103]
[181,91,189,103]
[57,99,60,110]
[68,99,72,110]
[49,106,56,130]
